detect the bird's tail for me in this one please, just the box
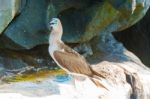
[90,67,105,79]
[90,78,108,90]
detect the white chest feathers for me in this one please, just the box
[48,44,57,56]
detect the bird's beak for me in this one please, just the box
[50,26,52,29]
[49,22,54,31]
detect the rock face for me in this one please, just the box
[114,8,150,67]
[0,1,150,98]
[2,0,49,49]
[0,0,149,49]
[0,0,21,34]
[0,45,58,77]
[0,33,150,99]
[0,0,149,77]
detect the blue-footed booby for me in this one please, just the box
[48,18,107,89]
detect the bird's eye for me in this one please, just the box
[50,22,55,25]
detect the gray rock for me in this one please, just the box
[3,0,49,49]
[114,8,150,67]
[0,45,57,72]
[0,0,23,34]
[1,0,150,49]
[0,0,149,71]
[0,65,5,77]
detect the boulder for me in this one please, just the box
[0,0,23,34]
[0,33,150,99]
[3,0,49,49]
[1,0,150,49]
[114,8,150,67]
[0,45,58,76]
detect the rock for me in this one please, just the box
[0,1,149,98]
[116,0,150,31]
[0,0,23,34]
[1,0,150,49]
[0,45,58,75]
[0,66,5,77]
[0,56,27,70]
[113,8,150,67]
[0,33,150,99]
[3,0,49,49]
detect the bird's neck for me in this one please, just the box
[49,31,62,46]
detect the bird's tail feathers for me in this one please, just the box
[90,78,108,90]
[90,68,105,78]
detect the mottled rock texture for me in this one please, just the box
[0,45,57,74]
[0,1,150,98]
[0,0,21,34]
[0,0,149,74]
[114,8,150,67]
[0,0,149,49]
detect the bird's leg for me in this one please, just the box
[69,72,87,84]
[69,72,87,79]
[67,72,87,96]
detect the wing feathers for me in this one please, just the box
[52,43,108,90]
[53,50,92,76]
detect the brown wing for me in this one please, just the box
[53,50,93,76]
[58,42,80,56]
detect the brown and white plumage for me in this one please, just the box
[48,18,107,89]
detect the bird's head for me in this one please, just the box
[49,18,63,35]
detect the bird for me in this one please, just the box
[48,18,107,89]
